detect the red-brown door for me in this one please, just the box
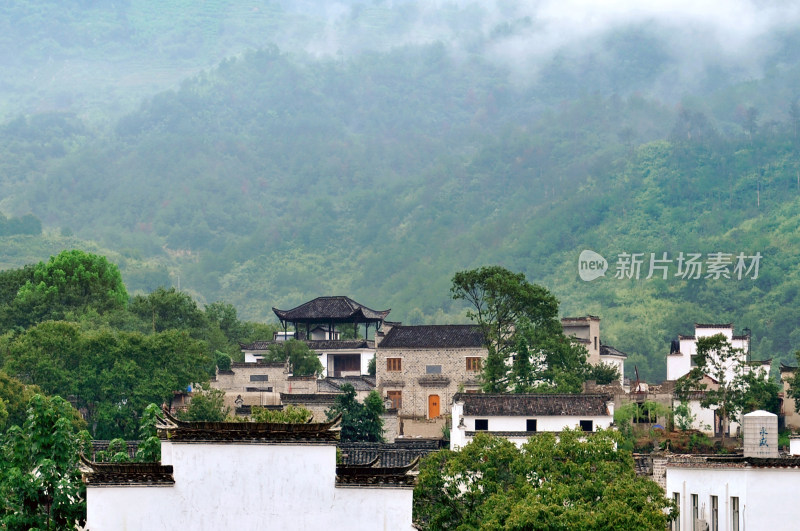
[428,395,440,419]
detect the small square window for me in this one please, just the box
[426,365,442,374]
[475,419,488,431]
[579,420,593,432]
[526,419,537,432]
[387,358,402,371]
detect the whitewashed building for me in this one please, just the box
[666,323,769,382]
[665,411,800,531]
[450,393,614,449]
[82,413,416,530]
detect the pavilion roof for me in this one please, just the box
[273,296,390,325]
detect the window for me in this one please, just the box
[594,336,598,350]
[387,358,402,371]
[426,365,442,374]
[387,391,402,410]
[691,494,698,531]
[526,419,537,432]
[710,495,718,531]
[579,420,593,432]
[731,497,739,531]
[475,419,488,431]
[672,493,680,531]
[250,375,269,382]
[466,357,481,371]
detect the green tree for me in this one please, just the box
[135,403,162,462]
[3,322,211,439]
[413,430,675,530]
[251,404,313,423]
[265,339,323,377]
[12,250,127,325]
[129,287,206,334]
[451,266,588,393]
[588,362,621,385]
[737,372,780,415]
[0,394,90,530]
[178,384,230,422]
[326,384,384,442]
[675,334,748,441]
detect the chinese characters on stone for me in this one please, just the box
[613,252,761,280]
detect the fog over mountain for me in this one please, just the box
[2,1,799,117]
[2,1,800,380]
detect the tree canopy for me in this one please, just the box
[0,394,90,530]
[326,384,384,443]
[265,339,323,377]
[451,266,588,393]
[413,430,675,530]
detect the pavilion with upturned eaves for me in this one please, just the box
[273,295,390,342]
[240,296,390,378]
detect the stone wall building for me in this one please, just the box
[375,324,487,421]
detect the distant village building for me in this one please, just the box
[667,323,771,437]
[665,411,800,531]
[375,324,487,422]
[666,323,768,382]
[82,411,417,530]
[561,315,627,380]
[450,393,614,449]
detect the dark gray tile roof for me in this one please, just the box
[600,344,628,358]
[240,339,373,351]
[378,325,485,349]
[318,376,376,393]
[273,296,390,323]
[454,393,611,416]
[80,460,175,487]
[338,441,439,467]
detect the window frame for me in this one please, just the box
[386,357,402,372]
[474,419,488,431]
[731,496,739,531]
[710,495,718,531]
[466,357,481,372]
[386,390,402,410]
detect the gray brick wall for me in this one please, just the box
[376,346,487,419]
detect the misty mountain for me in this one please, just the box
[2,1,800,381]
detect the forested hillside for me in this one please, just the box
[2,1,800,380]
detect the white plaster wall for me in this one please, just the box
[666,465,800,531]
[451,407,613,450]
[674,399,740,437]
[668,330,749,382]
[87,441,414,531]
[462,415,612,433]
[600,356,624,380]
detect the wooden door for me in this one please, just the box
[428,395,440,419]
